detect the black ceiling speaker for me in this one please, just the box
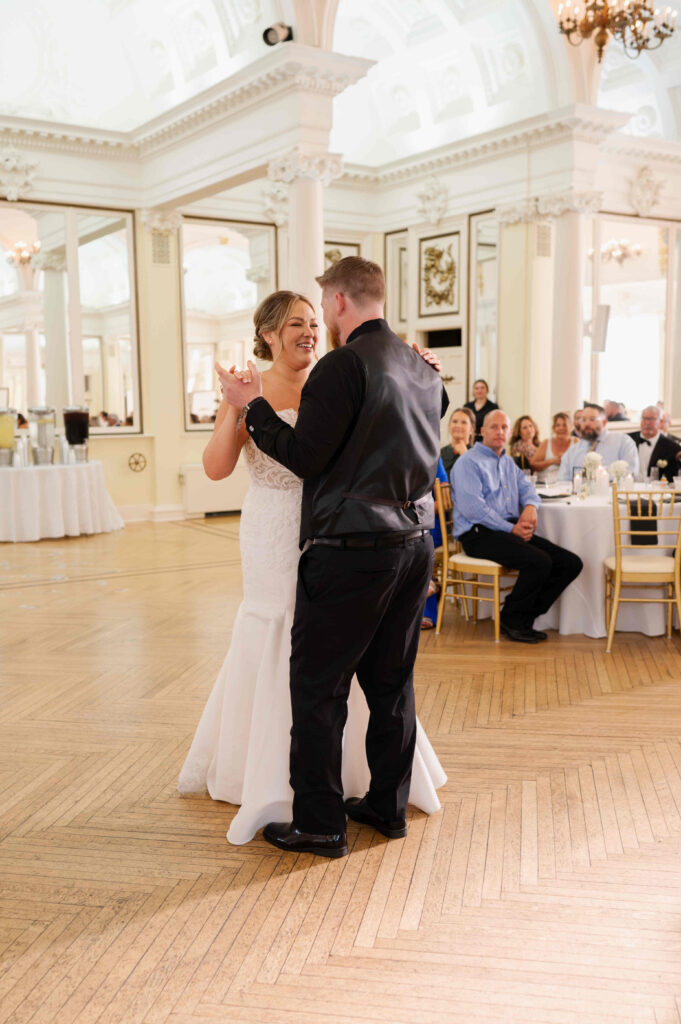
[263,23,294,46]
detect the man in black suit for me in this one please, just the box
[629,405,681,482]
[220,257,448,858]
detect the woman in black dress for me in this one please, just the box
[464,379,498,441]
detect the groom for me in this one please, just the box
[220,257,448,857]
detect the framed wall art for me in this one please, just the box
[418,231,460,318]
[324,241,361,269]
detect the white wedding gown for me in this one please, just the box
[178,409,447,844]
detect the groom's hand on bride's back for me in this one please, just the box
[411,343,442,375]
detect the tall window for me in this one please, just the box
[0,202,139,432]
[590,215,678,421]
[180,218,276,430]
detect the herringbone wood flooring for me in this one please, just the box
[3,519,681,1023]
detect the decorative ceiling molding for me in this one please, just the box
[628,165,663,217]
[268,147,343,187]
[340,106,630,188]
[141,208,183,234]
[0,147,38,201]
[0,46,372,165]
[416,176,448,225]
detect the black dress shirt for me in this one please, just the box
[464,398,499,440]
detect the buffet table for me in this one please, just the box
[0,461,124,542]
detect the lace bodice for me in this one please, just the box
[243,408,301,493]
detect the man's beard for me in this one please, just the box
[581,427,599,442]
[327,322,342,349]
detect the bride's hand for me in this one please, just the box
[412,343,442,375]
[215,360,263,407]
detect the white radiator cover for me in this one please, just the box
[180,460,250,515]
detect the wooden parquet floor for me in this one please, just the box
[3,519,681,1023]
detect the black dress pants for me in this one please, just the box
[459,525,582,631]
[289,534,433,835]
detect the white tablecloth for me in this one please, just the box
[534,496,670,638]
[0,461,124,542]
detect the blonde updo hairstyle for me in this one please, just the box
[253,290,315,362]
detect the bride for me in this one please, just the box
[178,290,446,845]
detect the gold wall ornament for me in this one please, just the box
[557,0,677,62]
[128,453,147,472]
[423,244,456,308]
[418,231,460,318]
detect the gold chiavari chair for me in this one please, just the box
[434,479,517,641]
[604,483,681,653]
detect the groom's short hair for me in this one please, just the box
[316,257,385,306]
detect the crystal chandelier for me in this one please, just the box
[557,1,677,62]
[589,238,643,263]
[5,240,41,266]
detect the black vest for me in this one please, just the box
[300,321,445,542]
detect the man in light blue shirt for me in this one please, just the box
[452,410,582,643]
[558,403,639,481]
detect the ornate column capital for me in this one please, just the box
[497,189,602,225]
[141,208,183,234]
[628,165,663,217]
[33,251,66,273]
[416,175,448,226]
[0,146,38,201]
[267,147,343,188]
[262,182,289,227]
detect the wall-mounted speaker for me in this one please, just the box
[591,304,610,353]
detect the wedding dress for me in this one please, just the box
[178,409,447,844]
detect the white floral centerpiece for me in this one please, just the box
[583,451,603,481]
[610,459,630,483]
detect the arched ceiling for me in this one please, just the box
[597,8,681,141]
[329,0,570,166]
[0,0,285,131]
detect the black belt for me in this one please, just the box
[311,529,429,550]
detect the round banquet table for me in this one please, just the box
[0,461,124,543]
[533,495,671,638]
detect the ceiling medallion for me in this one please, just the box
[557,1,677,62]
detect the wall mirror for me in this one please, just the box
[469,212,498,399]
[0,201,139,432]
[180,218,277,430]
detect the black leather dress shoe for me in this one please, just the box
[262,821,347,858]
[344,796,407,839]
[500,623,543,644]
[529,628,548,640]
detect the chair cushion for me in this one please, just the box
[604,555,675,574]
[451,553,505,571]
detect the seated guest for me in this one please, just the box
[464,378,498,441]
[572,408,584,439]
[659,408,681,444]
[509,415,540,470]
[628,405,681,482]
[423,457,449,630]
[605,399,627,422]
[558,403,639,481]
[532,411,576,472]
[441,406,476,476]
[452,411,583,644]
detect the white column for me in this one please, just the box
[65,210,85,406]
[42,263,71,413]
[288,176,325,304]
[267,147,343,350]
[25,326,42,407]
[551,212,585,414]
